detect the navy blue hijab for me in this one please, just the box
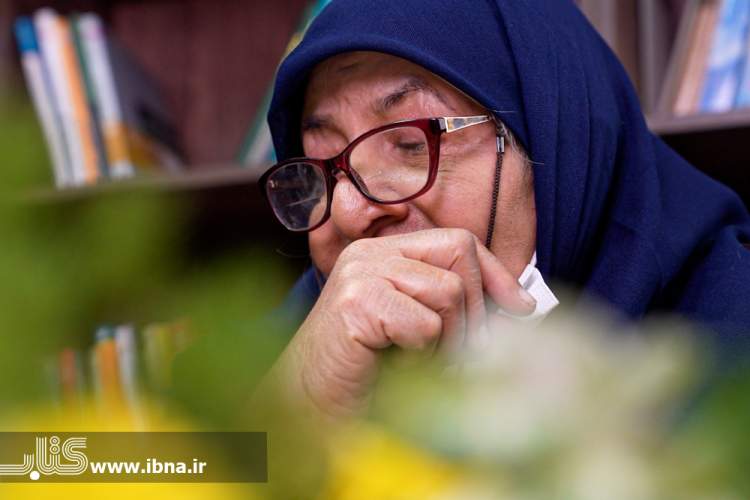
[268,0,750,338]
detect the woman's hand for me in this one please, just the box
[270,228,536,417]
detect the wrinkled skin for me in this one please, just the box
[266,52,537,417]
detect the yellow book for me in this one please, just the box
[95,332,125,411]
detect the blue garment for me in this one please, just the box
[279,266,323,323]
[268,0,750,341]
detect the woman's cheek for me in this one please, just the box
[303,133,347,159]
[309,222,348,276]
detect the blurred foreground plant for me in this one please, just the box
[313,312,750,500]
[0,93,293,410]
[1,93,749,499]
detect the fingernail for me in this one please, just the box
[518,288,537,310]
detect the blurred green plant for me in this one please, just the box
[310,314,750,500]
[2,92,750,500]
[0,93,294,417]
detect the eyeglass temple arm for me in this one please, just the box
[439,115,505,153]
[438,115,492,133]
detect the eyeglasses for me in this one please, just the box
[260,115,494,232]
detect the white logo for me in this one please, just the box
[0,436,88,481]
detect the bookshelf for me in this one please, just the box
[2,0,311,262]
[579,0,750,204]
[3,0,749,227]
[5,0,311,165]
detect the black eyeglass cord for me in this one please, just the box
[485,128,505,249]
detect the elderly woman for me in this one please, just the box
[259,0,750,416]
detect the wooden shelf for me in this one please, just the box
[21,164,310,270]
[23,164,267,203]
[648,108,750,136]
[647,111,750,205]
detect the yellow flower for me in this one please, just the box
[320,421,487,500]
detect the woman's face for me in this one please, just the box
[302,51,536,278]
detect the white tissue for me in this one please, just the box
[495,252,559,325]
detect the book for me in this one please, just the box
[115,324,139,410]
[107,34,183,174]
[58,348,85,408]
[699,0,750,112]
[638,0,676,113]
[13,16,72,187]
[579,0,641,92]
[75,13,137,179]
[19,10,183,185]
[673,0,722,116]
[71,13,110,179]
[93,326,126,410]
[34,8,102,185]
[237,0,333,172]
[657,0,701,115]
[33,9,87,185]
[734,9,750,105]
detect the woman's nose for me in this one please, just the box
[329,176,409,239]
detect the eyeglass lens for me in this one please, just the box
[266,125,431,231]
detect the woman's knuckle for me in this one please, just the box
[442,272,465,303]
[421,315,442,345]
[336,281,365,309]
[443,228,475,253]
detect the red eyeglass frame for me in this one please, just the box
[259,115,492,232]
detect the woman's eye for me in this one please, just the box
[396,141,426,153]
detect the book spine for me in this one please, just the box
[13,16,72,187]
[674,0,722,116]
[77,13,136,179]
[94,326,125,410]
[699,0,750,112]
[34,9,95,185]
[656,0,700,116]
[114,324,140,413]
[58,16,102,184]
[735,8,750,105]
[71,14,110,179]
[58,348,85,408]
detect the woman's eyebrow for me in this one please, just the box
[301,114,331,132]
[301,76,456,132]
[374,77,454,115]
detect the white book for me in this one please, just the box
[33,8,87,186]
[77,13,135,179]
[14,17,72,187]
[114,325,139,409]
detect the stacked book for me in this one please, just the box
[659,0,750,116]
[14,9,182,188]
[46,321,192,420]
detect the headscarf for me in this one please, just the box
[268,0,750,339]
